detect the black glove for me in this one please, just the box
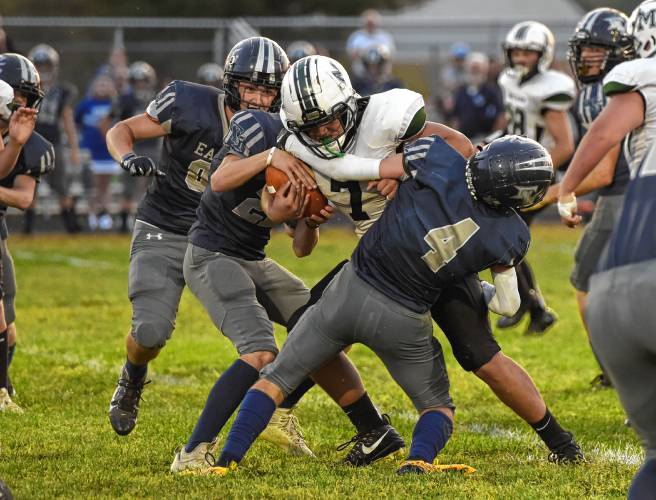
[120,153,164,177]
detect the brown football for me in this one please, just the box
[265,166,328,218]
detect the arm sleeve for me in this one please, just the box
[145,81,177,133]
[482,267,521,317]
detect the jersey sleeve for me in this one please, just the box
[221,111,268,159]
[145,81,178,133]
[375,89,426,143]
[497,225,531,267]
[540,72,576,112]
[604,59,656,112]
[20,136,55,179]
[402,135,463,187]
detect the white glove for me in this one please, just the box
[557,193,578,219]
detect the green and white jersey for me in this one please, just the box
[604,58,656,179]
[498,69,576,150]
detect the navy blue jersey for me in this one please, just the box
[352,136,530,313]
[35,82,77,145]
[0,131,55,238]
[573,82,629,196]
[189,110,283,260]
[136,80,229,235]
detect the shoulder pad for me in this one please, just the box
[604,59,656,96]
[367,88,425,143]
[21,132,55,176]
[224,110,268,158]
[532,71,576,111]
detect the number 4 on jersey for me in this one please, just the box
[422,218,480,273]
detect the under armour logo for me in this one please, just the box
[146,233,163,240]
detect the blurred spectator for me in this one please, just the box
[27,44,81,234]
[351,44,403,96]
[108,61,160,233]
[436,42,470,121]
[286,41,317,64]
[75,74,117,231]
[0,24,18,53]
[450,52,505,143]
[196,62,223,87]
[346,9,395,77]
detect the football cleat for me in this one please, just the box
[338,414,405,467]
[0,387,23,414]
[108,368,149,436]
[170,440,217,474]
[526,308,557,335]
[260,407,315,457]
[548,433,585,464]
[590,373,612,389]
[496,307,528,329]
[397,459,477,475]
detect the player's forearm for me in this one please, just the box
[211,151,268,192]
[0,140,22,180]
[62,108,80,154]
[559,131,617,197]
[0,185,34,210]
[106,122,137,163]
[421,122,476,158]
[292,220,318,258]
[481,266,520,317]
[548,139,575,170]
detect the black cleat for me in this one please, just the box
[496,307,528,329]
[338,414,405,467]
[548,433,585,464]
[590,373,612,389]
[108,368,149,436]
[526,308,557,335]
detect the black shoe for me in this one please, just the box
[496,307,528,329]
[6,374,14,398]
[590,373,612,389]
[526,308,557,335]
[338,414,405,466]
[108,368,149,436]
[548,433,585,464]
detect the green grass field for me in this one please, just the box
[0,224,640,498]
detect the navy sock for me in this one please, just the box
[408,411,453,463]
[0,330,7,389]
[124,358,147,382]
[7,344,15,367]
[186,359,259,453]
[530,409,570,450]
[279,378,315,409]
[628,457,656,500]
[217,389,277,466]
[342,392,385,434]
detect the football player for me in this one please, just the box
[529,8,635,387]
[196,62,223,87]
[496,21,576,334]
[276,56,583,464]
[104,37,297,440]
[27,44,81,234]
[172,98,404,472]
[0,55,55,413]
[557,1,656,494]
[285,41,317,64]
[205,135,551,476]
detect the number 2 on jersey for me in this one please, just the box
[186,159,210,192]
[422,218,480,273]
[330,179,370,221]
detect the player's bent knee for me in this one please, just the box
[131,319,173,350]
[240,350,276,370]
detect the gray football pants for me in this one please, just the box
[262,262,454,412]
[183,243,310,355]
[587,259,656,459]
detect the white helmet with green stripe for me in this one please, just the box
[630,0,656,58]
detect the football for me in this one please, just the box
[265,166,328,218]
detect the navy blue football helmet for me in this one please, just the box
[0,53,44,109]
[568,8,635,84]
[223,37,289,112]
[466,135,553,210]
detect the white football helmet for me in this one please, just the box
[503,21,555,76]
[630,0,656,58]
[0,79,15,122]
[280,55,359,159]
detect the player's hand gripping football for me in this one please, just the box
[270,149,317,190]
[121,153,166,178]
[8,106,38,146]
[305,204,335,229]
[268,181,310,221]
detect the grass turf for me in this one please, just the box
[0,224,640,498]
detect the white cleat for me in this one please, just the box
[0,388,23,414]
[170,440,216,474]
[260,407,315,457]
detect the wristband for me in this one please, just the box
[266,147,276,167]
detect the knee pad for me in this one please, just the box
[131,317,173,349]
